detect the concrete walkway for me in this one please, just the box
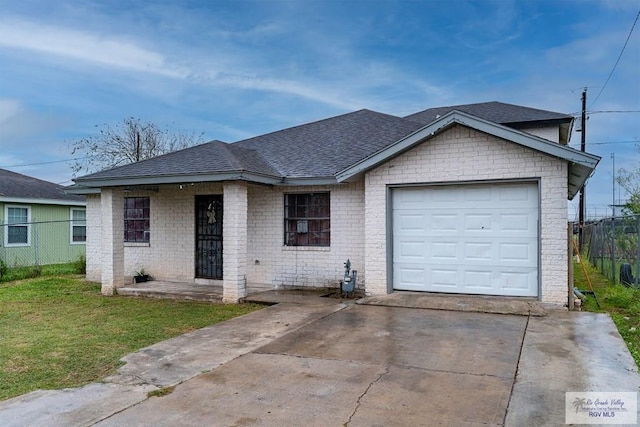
[1,291,638,426]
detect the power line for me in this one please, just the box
[588,110,640,114]
[589,9,640,109]
[569,140,639,146]
[0,156,91,168]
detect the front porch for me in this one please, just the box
[117,280,277,303]
[115,281,549,316]
[117,280,344,304]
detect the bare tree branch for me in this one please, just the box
[70,118,205,176]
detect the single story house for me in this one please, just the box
[71,102,600,305]
[0,168,86,267]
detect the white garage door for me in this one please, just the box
[392,182,539,297]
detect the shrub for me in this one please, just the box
[72,255,87,274]
[0,258,7,280]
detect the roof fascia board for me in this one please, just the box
[336,110,599,182]
[65,187,102,195]
[0,197,86,206]
[75,172,283,188]
[279,177,338,186]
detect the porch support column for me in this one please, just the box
[101,188,125,295]
[222,181,248,303]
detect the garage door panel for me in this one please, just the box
[499,184,536,203]
[430,269,458,289]
[396,240,426,261]
[464,186,493,202]
[463,242,493,261]
[464,214,493,231]
[430,213,459,232]
[431,241,458,260]
[393,266,428,291]
[499,243,533,264]
[464,270,494,289]
[392,182,538,297]
[395,213,427,233]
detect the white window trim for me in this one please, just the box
[70,207,86,245]
[4,205,31,247]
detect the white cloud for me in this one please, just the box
[0,18,188,78]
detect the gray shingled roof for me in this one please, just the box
[234,109,424,177]
[77,140,281,181]
[0,168,85,202]
[73,102,577,186]
[404,101,573,125]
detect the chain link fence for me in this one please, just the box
[0,220,86,268]
[582,214,640,287]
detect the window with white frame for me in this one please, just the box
[5,205,31,246]
[70,208,86,243]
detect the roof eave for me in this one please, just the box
[74,171,283,188]
[280,176,338,186]
[0,196,86,206]
[336,110,600,198]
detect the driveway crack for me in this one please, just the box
[344,365,389,426]
[503,313,531,425]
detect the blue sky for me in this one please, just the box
[0,0,638,220]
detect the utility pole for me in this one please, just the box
[136,131,141,162]
[578,88,587,253]
[612,152,616,218]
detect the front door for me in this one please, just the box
[195,195,223,279]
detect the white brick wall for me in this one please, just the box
[364,124,568,304]
[86,124,568,304]
[85,194,102,283]
[247,181,365,290]
[123,183,224,281]
[86,183,224,284]
[100,188,124,294]
[223,181,248,302]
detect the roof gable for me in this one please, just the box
[405,101,574,144]
[0,168,85,204]
[336,111,599,199]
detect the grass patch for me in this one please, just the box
[0,261,85,283]
[575,258,640,367]
[0,276,262,401]
[147,385,175,398]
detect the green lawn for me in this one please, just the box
[575,259,640,367]
[0,276,262,401]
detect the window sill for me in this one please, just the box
[124,242,151,247]
[283,246,330,252]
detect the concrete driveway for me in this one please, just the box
[1,291,639,426]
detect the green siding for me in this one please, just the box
[0,202,86,267]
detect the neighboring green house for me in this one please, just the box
[0,168,86,267]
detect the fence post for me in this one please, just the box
[610,217,616,284]
[636,214,640,288]
[568,222,574,310]
[33,219,40,268]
